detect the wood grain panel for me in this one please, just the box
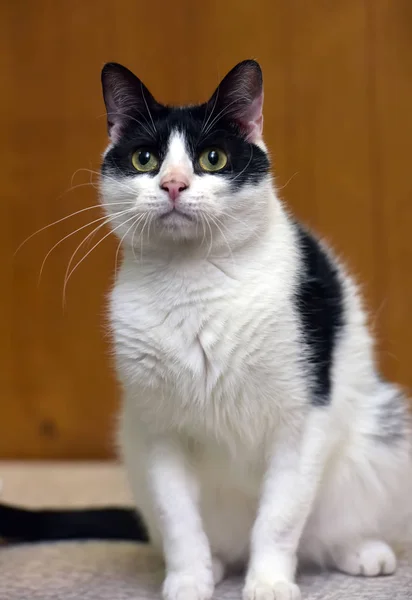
[1,0,411,458]
[1,0,198,458]
[184,1,289,186]
[371,0,412,388]
[283,1,379,318]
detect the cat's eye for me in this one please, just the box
[131,149,159,172]
[198,148,228,172]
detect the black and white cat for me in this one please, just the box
[100,60,411,600]
[1,60,410,600]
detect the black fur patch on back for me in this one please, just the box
[294,224,345,406]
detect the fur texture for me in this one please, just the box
[100,60,412,600]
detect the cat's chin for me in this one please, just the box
[159,209,194,225]
[155,210,200,240]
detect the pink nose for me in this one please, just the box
[160,179,189,202]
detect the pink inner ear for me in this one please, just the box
[241,92,264,143]
[104,82,140,143]
[109,121,123,144]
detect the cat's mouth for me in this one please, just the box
[159,209,193,222]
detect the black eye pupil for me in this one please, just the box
[139,151,151,165]
[208,150,219,166]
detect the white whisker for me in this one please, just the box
[62,208,132,289]
[106,111,155,140]
[208,214,235,266]
[15,202,134,256]
[139,213,151,262]
[219,210,262,241]
[62,212,139,305]
[201,98,241,139]
[200,213,207,250]
[200,87,220,137]
[115,216,141,274]
[140,85,157,136]
[64,181,99,195]
[230,146,254,183]
[276,171,299,192]
[205,217,214,259]
[147,213,155,246]
[70,167,101,187]
[38,209,132,284]
[130,213,148,262]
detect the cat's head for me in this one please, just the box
[100,60,272,254]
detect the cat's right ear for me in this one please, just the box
[206,60,264,143]
[101,63,160,142]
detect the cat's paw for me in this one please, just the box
[212,556,226,585]
[163,570,214,600]
[243,579,301,600]
[332,539,397,577]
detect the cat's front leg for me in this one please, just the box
[145,435,214,600]
[244,411,331,600]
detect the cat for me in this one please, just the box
[99,59,412,600]
[0,59,410,600]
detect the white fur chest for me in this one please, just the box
[111,247,304,443]
[112,259,236,384]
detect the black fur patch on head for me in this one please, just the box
[102,104,270,190]
[294,224,345,406]
[101,60,270,190]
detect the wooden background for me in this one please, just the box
[1,0,411,458]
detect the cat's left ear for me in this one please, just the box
[207,60,264,143]
[101,62,161,142]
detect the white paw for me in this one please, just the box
[212,556,226,585]
[243,579,301,600]
[163,571,214,600]
[332,540,397,577]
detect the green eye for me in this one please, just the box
[198,148,228,172]
[131,149,159,172]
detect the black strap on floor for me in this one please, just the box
[0,503,148,543]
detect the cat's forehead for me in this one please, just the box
[152,105,215,147]
[158,130,193,179]
[160,105,206,127]
[166,130,190,160]
[119,103,235,152]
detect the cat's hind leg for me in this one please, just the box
[300,384,411,577]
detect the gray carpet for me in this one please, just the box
[0,462,411,599]
[0,540,411,600]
